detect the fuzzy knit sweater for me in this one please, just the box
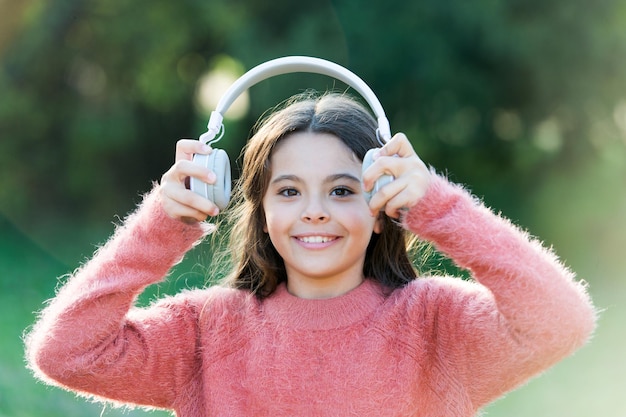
[26,174,596,417]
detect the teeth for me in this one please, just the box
[299,236,333,243]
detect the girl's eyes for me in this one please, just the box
[277,186,355,197]
[278,188,299,197]
[330,186,354,197]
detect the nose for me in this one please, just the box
[301,196,329,223]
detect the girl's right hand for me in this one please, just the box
[159,139,220,223]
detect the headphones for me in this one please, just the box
[190,56,394,210]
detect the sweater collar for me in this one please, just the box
[262,279,386,331]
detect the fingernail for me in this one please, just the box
[207,172,217,183]
[202,144,212,153]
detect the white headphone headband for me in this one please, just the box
[199,56,391,146]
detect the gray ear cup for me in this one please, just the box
[190,149,231,210]
[362,148,394,203]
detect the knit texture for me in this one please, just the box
[25,174,596,416]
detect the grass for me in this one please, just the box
[0,216,176,417]
[485,283,625,416]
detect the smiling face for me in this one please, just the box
[262,132,383,299]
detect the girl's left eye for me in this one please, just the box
[331,187,354,197]
[279,188,299,197]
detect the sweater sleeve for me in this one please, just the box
[402,172,596,409]
[25,185,214,409]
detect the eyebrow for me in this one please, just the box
[270,173,361,185]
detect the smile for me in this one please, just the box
[297,236,337,244]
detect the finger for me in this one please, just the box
[163,159,217,186]
[373,151,429,181]
[367,180,403,217]
[362,153,414,191]
[165,201,212,222]
[367,174,399,215]
[369,183,413,219]
[362,133,421,191]
[378,133,416,158]
[171,185,219,216]
[163,199,211,222]
[382,180,427,219]
[175,139,212,162]
[368,170,431,218]
[161,184,219,220]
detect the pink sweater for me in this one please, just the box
[26,174,596,416]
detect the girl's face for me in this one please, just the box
[262,132,383,299]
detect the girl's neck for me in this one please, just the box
[286,273,365,299]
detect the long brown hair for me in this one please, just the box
[222,92,419,298]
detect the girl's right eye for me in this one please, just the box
[279,188,299,197]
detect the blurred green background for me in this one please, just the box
[1,0,624,416]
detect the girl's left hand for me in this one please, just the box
[362,133,431,219]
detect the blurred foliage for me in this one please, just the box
[1,0,625,227]
[2,1,626,416]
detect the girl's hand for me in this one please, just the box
[159,139,221,223]
[362,133,431,219]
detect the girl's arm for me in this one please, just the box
[25,186,213,408]
[25,140,219,408]
[364,133,595,408]
[404,172,596,408]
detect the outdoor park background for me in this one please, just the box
[1,0,625,416]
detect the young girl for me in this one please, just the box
[26,93,595,416]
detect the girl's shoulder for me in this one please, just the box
[392,275,489,302]
[167,284,259,312]
[145,284,260,329]
[385,276,493,324]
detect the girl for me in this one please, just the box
[26,93,596,416]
